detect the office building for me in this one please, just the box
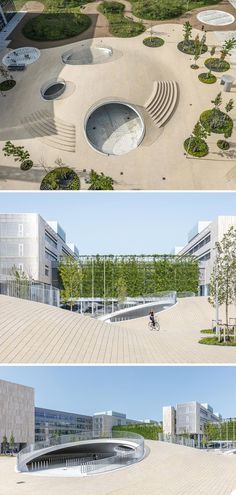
[35,407,93,443]
[0,1,16,30]
[0,213,79,286]
[173,216,236,296]
[163,401,222,445]
[0,379,34,452]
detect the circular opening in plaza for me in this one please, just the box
[41,80,66,100]
[197,10,235,26]
[17,432,145,477]
[85,102,145,156]
[62,45,113,65]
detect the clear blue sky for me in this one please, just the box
[0,366,235,420]
[0,192,235,254]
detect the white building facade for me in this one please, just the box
[0,213,79,286]
[163,401,221,445]
[176,216,236,296]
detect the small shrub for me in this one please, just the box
[217,139,230,151]
[20,160,33,171]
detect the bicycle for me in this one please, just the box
[148,319,160,331]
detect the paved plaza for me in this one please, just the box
[1,441,236,495]
[0,295,235,364]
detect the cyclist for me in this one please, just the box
[149,310,156,329]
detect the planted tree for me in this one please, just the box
[2,141,33,170]
[209,227,236,342]
[184,121,209,157]
[58,256,83,311]
[116,275,127,304]
[183,21,192,44]
[200,93,233,136]
[9,433,15,455]
[2,434,8,454]
[9,265,31,300]
[220,38,236,62]
[88,170,114,190]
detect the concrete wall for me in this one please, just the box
[0,379,35,448]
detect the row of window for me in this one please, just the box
[186,234,211,256]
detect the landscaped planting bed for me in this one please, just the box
[98,1,144,37]
[23,12,91,41]
[0,80,16,91]
[198,73,217,84]
[130,0,221,20]
[217,139,230,150]
[143,36,165,47]
[184,137,209,157]
[204,58,230,72]
[199,336,236,346]
[178,40,208,55]
[200,109,233,135]
[40,167,80,190]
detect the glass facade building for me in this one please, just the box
[35,407,93,443]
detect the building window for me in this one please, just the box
[18,223,24,237]
[18,263,24,273]
[45,265,49,277]
[18,244,23,257]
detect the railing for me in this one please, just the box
[40,78,66,101]
[0,279,59,307]
[17,430,144,474]
[158,433,195,448]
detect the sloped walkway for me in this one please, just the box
[2,441,236,495]
[0,295,236,364]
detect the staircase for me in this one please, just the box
[144,81,178,127]
[21,110,76,152]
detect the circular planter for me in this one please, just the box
[191,64,199,70]
[40,167,80,190]
[184,137,209,157]
[20,159,33,171]
[200,109,233,134]
[198,73,217,84]
[177,40,208,55]
[143,36,165,47]
[204,58,230,72]
[217,139,230,150]
[0,79,16,91]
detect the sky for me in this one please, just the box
[0,192,235,255]
[0,366,236,420]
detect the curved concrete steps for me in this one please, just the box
[21,110,76,152]
[145,81,178,127]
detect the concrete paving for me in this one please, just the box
[0,24,236,190]
[2,441,236,495]
[0,295,235,364]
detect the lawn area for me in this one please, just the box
[130,0,223,21]
[18,0,92,41]
[98,1,145,37]
[113,424,162,440]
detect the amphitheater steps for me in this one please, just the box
[144,81,178,127]
[21,110,76,152]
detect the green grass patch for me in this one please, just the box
[0,80,16,91]
[200,329,214,334]
[113,424,162,440]
[130,0,221,21]
[178,40,208,55]
[198,73,217,84]
[23,11,91,41]
[184,137,209,157]
[40,167,80,190]
[200,109,233,135]
[98,1,144,37]
[143,36,165,47]
[199,336,236,346]
[204,58,230,73]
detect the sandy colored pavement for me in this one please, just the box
[1,441,236,495]
[0,295,235,364]
[0,22,236,190]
